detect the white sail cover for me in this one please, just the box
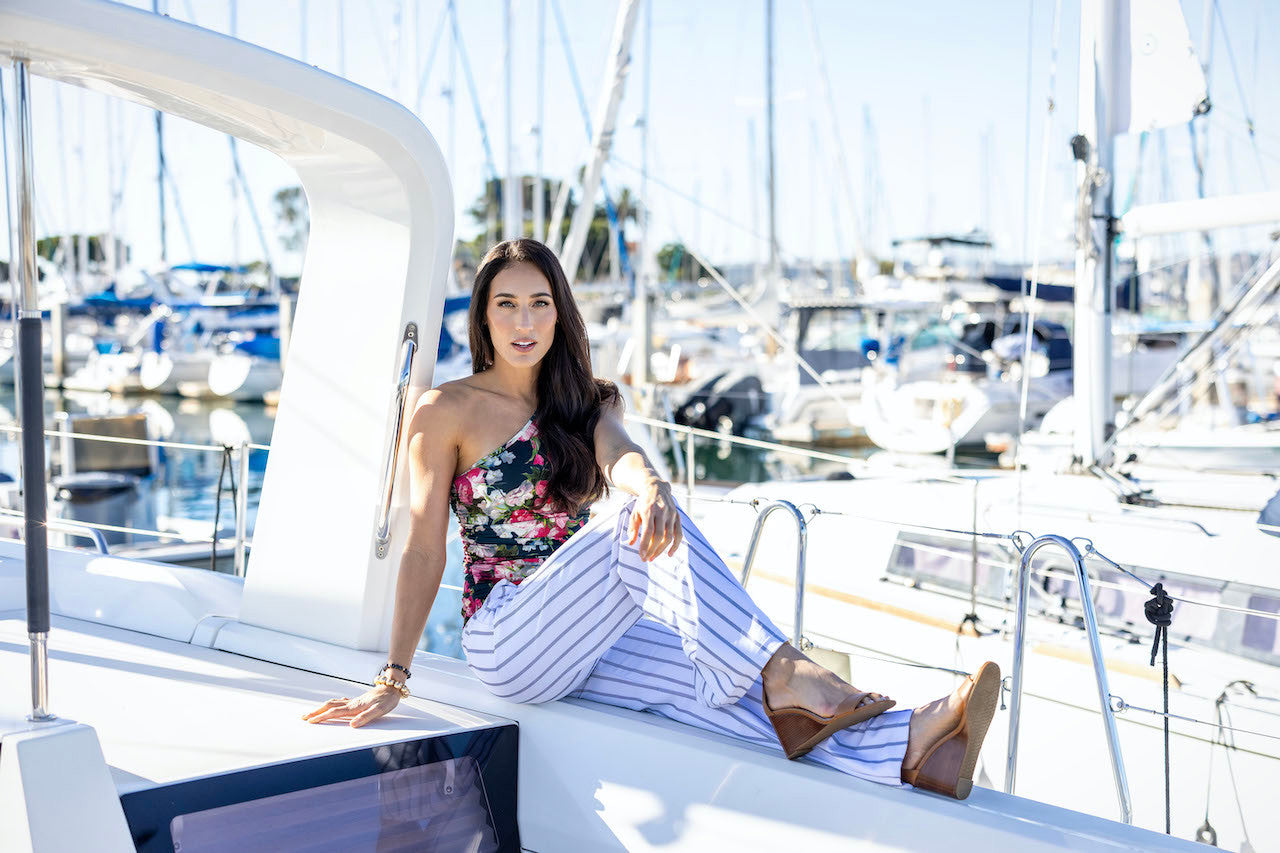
[1112,0,1208,134]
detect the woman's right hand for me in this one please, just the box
[302,684,402,728]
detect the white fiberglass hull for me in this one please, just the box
[139,350,216,395]
[181,352,282,402]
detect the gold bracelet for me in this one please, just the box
[374,674,410,698]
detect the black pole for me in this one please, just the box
[19,315,47,636]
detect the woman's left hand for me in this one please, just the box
[627,479,683,561]
[302,684,402,727]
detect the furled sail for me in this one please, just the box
[1112,0,1208,134]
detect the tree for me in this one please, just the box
[656,242,701,281]
[463,175,640,281]
[273,186,309,252]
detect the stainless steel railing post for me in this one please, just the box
[374,323,418,558]
[739,499,808,648]
[234,441,249,576]
[1005,534,1132,824]
[969,478,979,616]
[10,59,55,723]
[684,429,695,504]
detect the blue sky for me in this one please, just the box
[5,0,1278,274]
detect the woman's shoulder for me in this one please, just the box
[409,379,477,435]
[418,376,517,430]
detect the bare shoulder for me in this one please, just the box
[408,380,473,438]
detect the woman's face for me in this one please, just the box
[485,261,558,368]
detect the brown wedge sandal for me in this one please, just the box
[901,661,1001,799]
[764,689,897,760]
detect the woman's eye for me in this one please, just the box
[534,300,551,308]
[497,300,515,308]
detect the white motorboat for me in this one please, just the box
[138,349,216,395]
[0,3,1201,851]
[863,323,1185,455]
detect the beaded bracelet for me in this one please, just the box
[382,662,412,680]
[374,674,410,698]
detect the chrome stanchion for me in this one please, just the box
[1005,534,1131,823]
[739,499,808,648]
[9,60,55,722]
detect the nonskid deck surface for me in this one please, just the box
[0,612,506,794]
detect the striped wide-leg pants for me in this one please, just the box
[461,498,911,786]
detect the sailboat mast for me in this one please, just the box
[765,0,779,286]
[1072,0,1119,468]
[503,0,518,240]
[533,0,545,242]
[153,0,167,263]
[631,0,651,390]
[557,0,640,285]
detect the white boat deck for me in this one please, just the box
[0,543,1208,850]
[0,613,505,795]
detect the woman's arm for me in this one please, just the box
[304,391,459,727]
[594,396,683,561]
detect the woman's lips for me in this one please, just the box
[512,340,536,352]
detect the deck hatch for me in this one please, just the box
[119,724,519,852]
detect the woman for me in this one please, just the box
[305,238,999,798]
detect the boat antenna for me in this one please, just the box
[8,60,54,722]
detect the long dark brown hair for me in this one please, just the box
[469,238,620,514]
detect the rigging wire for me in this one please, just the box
[447,0,499,184]
[1013,0,1063,516]
[412,0,451,116]
[610,157,767,242]
[675,240,869,424]
[801,0,865,263]
[1212,0,1269,188]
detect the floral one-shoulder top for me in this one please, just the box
[450,417,590,621]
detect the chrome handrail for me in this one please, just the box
[29,517,111,555]
[1005,534,1132,824]
[374,323,418,559]
[739,499,808,648]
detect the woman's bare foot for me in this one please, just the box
[761,642,889,716]
[900,661,1001,798]
[902,680,968,771]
